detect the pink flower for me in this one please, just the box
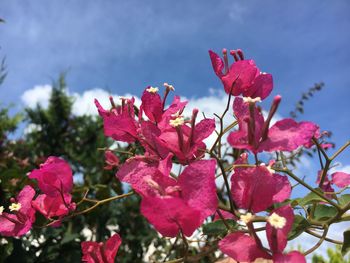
[28,157,76,221]
[219,205,306,263]
[104,151,120,170]
[231,163,291,213]
[219,232,271,262]
[140,86,164,123]
[331,172,350,188]
[209,49,273,100]
[316,171,350,197]
[227,96,319,153]
[32,193,76,221]
[117,157,217,237]
[95,97,138,143]
[81,233,122,263]
[157,108,215,164]
[0,185,36,237]
[28,156,73,197]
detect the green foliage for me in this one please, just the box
[342,229,350,257]
[298,188,326,206]
[312,245,350,263]
[288,215,310,240]
[202,219,237,236]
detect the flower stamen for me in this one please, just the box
[267,212,286,229]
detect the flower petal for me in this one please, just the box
[219,232,271,262]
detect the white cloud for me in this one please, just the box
[330,163,350,174]
[21,85,52,108]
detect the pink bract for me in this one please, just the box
[104,150,120,170]
[266,205,294,254]
[219,232,271,262]
[81,233,122,263]
[273,251,306,263]
[28,156,73,197]
[331,172,350,188]
[227,97,319,153]
[209,50,273,100]
[140,87,163,123]
[117,157,217,237]
[230,165,291,213]
[0,185,36,237]
[95,98,138,143]
[32,193,76,220]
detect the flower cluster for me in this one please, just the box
[0,157,76,235]
[1,48,349,262]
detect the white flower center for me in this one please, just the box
[146,86,159,93]
[243,97,261,103]
[0,206,4,215]
[169,116,185,127]
[9,202,22,212]
[240,212,254,224]
[267,212,286,229]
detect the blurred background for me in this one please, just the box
[0,1,350,262]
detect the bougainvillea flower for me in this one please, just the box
[81,233,122,263]
[227,97,318,153]
[219,205,305,263]
[95,97,138,143]
[32,193,76,220]
[28,156,73,197]
[273,251,306,263]
[104,150,120,170]
[0,185,36,237]
[157,108,215,164]
[316,171,350,198]
[117,157,217,237]
[140,86,164,123]
[219,232,272,262]
[209,49,273,100]
[266,205,294,254]
[331,172,350,188]
[231,164,291,213]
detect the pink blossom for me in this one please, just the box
[140,86,163,123]
[316,171,350,197]
[0,185,36,237]
[273,251,306,263]
[157,109,215,164]
[81,233,122,263]
[331,172,350,188]
[28,156,73,197]
[117,157,217,237]
[95,97,138,143]
[209,49,273,100]
[266,205,294,254]
[231,164,291,213]
[104,150,120,170]
[32,193,76,220]
[227,97,319,153]
[219,232,271,262]
[219,206,305,262]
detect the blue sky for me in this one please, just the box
[1,1,349,163]
[1,1,350,257]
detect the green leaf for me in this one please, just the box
[203,219,237,236]
[339,194,350,207]
[313,205,338,221]
[288,215,310,240]
[342,228,350,256]
[299,188,326,206]
[61,233,80,245]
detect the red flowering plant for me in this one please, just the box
[1,48,350,262]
